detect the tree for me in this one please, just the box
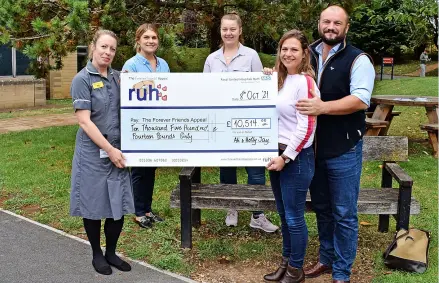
[350,0,438,60]
[349,0,411,61]
[3,0,429,76]
[385,0,438,53]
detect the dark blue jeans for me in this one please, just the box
[309,139,363,281]
[131,167,157,217]
[269,147,315,268]
[220,166,265,216]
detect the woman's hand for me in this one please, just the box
[266,156,285,171]
[107,147,126,168]
[263,67,274,75]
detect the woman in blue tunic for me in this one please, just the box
[70,29,134,275]
[122,23,170,229]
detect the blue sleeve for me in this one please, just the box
[163,60,170,72]
[350,55,375,107]
[122,59,136,72]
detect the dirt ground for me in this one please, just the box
[405,62,438,76]
[0,103,68,113]
[192,257,374,283]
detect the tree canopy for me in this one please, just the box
[0,0,436,77]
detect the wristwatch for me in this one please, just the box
[281,154,291,163]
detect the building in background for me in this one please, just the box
[0,45,31,77]
[0,45,45,109]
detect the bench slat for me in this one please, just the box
[366,117,389,127]
[420,123,438,131]
[366,111,401,118]
[363,136,408,161]
[170,185,420,215]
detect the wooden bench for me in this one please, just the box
[365,117,389,136]
[170,136,419,248]
[420,123,438,158]
[365,111,401,118]
[366,111,401,136]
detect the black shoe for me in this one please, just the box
[146,211,164,223]
[92,258,112,275]
[135,216,152,228]
[105,254,131,272]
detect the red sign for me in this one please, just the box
[383,57,394,64]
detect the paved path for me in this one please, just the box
[0,113,77,134]
[405,62,438,76]
[0,210,196,283]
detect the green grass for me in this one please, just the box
[0,99,71,120]
[368,77,438,282]
[373,77,438,97]
[0,122,436,281]
[374,60,437,76]
[47,99,71,105]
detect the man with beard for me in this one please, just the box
[295,5,375,283]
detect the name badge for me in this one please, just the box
[92,81,104,89]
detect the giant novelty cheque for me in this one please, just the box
[120,72,279,167]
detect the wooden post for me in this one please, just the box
[380,61,384,81]
[396,184,412,231]
[180,174,193,249]
[379,162,393,232]
[191,167,201,228]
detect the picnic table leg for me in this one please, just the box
[425,106,438,124]
[365,127,382,136]
[379,162,392,232]
[396,184,412,231]
[426,131,438,158]
[180,177,193,249]
[424,107,438,157]
[370,104,393,136]
[380,111,397,136]
[191,167,201,228]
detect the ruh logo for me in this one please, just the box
[129,80,168,101]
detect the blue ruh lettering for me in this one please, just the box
[129,85,160,101]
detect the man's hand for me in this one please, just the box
[296,88,327,116]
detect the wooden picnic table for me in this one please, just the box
[366,95,438,157]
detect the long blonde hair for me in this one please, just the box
[88,29,118,59]
[275,29,315,90]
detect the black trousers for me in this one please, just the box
[131,167,157,217]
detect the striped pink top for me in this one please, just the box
[277,74,319,160]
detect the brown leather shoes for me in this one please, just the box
[303,261,332,278]
[263,256,288,282]
[332,280,350,283]
[280,265,304,283]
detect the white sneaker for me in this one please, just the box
[249,214,279,233]
[225,209,238,227]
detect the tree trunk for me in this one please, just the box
[209,20,221,53]
[209,6,224,53]
[434,15,438,48]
